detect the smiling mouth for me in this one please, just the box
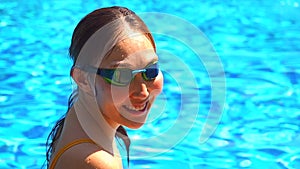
[123,101,148,113]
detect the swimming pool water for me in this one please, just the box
[1,0,300,169]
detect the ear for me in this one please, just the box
[71,68,92,93]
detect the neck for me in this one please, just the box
[74,89,117,154]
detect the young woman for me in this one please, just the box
[46,6,163,169]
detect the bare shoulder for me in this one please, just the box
[54,142,122,169]
[85,149,121,169]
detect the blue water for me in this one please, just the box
[1,0,300,169]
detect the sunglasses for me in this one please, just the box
[82,62,159,86]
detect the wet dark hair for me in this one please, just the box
[45,6,155,168]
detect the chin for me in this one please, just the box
[124,120,146,129]
[118,110,149,129]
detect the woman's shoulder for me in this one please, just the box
[53,140,121,169]
[85,148,121,169]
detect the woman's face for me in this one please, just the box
[94,34,163,129]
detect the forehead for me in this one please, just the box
[100,35,157,68]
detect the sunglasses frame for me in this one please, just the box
[79,62,159,86]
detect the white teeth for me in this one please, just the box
[125,104,146,111]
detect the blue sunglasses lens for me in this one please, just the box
[143,64,159,80]
[95,63,159,86]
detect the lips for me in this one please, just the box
[123,101,148,114]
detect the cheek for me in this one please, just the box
[109,86,129,104]
[95,77,128,104]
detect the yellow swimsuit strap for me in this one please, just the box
[49,138,95,169]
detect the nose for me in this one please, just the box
[129,73,149,100]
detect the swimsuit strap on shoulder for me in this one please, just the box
[49,138,95,169]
